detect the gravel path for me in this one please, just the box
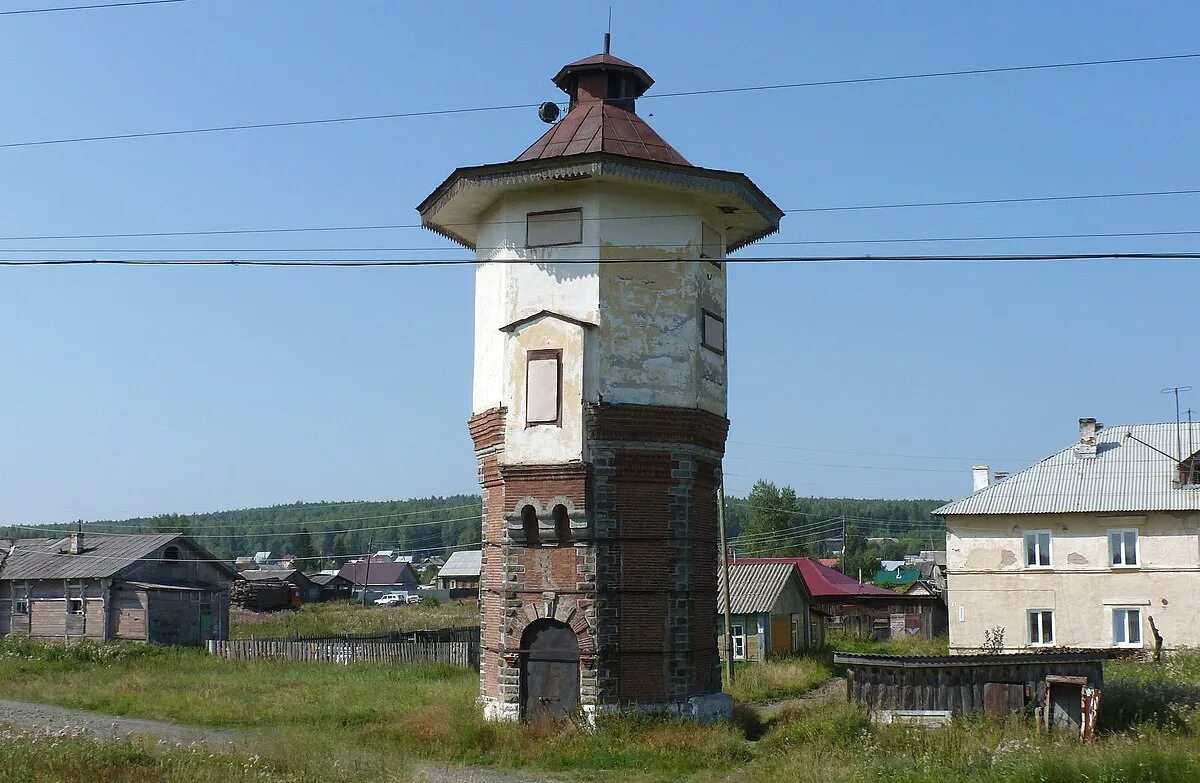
[0,698,239,745]
[0,698,569,783]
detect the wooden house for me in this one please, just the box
[307,573,353,601]
[717,561,823,662]
[0,533,236,645]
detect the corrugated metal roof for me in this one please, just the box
[437,550,482,579]
[833,650,1110,667]
[717,562,796,615]
[0,534,184,580]
[935,422,1200,516]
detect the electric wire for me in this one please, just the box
[2,252,1199,267]
[3,52,1197,148]
[3,189,1198,242]
[0,0,186,15]
[13,228,1200,254]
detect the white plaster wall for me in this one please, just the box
[946,511,1200,650]
[471,179,731,449]
[596,185,728,414]
[501,315,587,465]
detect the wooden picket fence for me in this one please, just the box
[207,638,477,668]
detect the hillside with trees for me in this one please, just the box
[2,481,947,571]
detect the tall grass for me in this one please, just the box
[825,630,950,656]
[229,598,478,639]
[724,656,831,703]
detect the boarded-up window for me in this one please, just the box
[526,208,582,247]
[702,310,725,354]
[526,350,561,425]
[700,223,723,267]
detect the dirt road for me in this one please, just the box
[0,698,567,783]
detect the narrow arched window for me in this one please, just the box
[163,546,181,561]
[521,505,539,545]
[553,505,571,545]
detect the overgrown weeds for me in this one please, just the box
[229,598,477,639]
[723,656,831,703]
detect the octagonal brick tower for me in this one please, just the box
[418,46,782,722]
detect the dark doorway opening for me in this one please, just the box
[520,619,580,721]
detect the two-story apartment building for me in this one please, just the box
[937,418,1200,653]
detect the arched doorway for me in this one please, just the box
[520,619,580,721]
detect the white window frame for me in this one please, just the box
[701,309,725,355]
[67,598,84,615]
[13,599,28,615]
[1112,607,1143,647]
[1027,608,1054,647]
[731,622,746,660]
[1108,528,1139,568]
[1023,530,1052,568]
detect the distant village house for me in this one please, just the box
[0,533,235,645]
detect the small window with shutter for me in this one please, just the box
[701,310,725,354]
[526,350,562,425]
[700,223,723,267]
[526,208,582,247]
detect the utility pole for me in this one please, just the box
[840,515,846,574]
[361,537,374,607]
[1189,408,1197,485]
[717,479,734,687]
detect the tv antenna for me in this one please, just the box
[1161,385,1193,461]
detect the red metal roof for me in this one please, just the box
[734,557,897,599]
[516,100,689,165]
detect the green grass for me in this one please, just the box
[4,637,1200,783]
[229,598,478,639]
[826,630,950,656]
[0,726,396,783]
[723,656,832,703]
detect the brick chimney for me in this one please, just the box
[69,531,83,555]
[1077,417,1102,458]
[972,465,991,492]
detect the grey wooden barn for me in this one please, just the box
[0,532,236,645]
[835,651,1106,736]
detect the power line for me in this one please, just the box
[5,512,484,540]
[2,188,1190,242]
[727,440,1032,464]
[64,501,482,531]
[3,52,1197,149]
[647,53,1200,100]
[2,252,1199,267]
[13,228,1200,254]
[3,189,1196,243]
[0,0,186,15]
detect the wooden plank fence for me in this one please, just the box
[207,639,477,668]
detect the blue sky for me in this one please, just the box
[1,1,1197,524]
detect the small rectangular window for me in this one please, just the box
[526,350,561,425]
[702,310,725,354]
[731,622,746,660]
[1109,529,1139,567]
[1028,609,1054,646]
[1024,530,1051,568]
[526,208,582,247]
[13,599,28,615]
[67,598,84,615]
[700,223,723,267]
[1112,608,1142,646]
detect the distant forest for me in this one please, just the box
[1,487,948,569]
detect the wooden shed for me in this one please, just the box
[0,533,236,646]
[835,651,1106,736]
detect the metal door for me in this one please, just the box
[520,619,580,721]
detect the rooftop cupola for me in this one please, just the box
[552,36,654,112]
